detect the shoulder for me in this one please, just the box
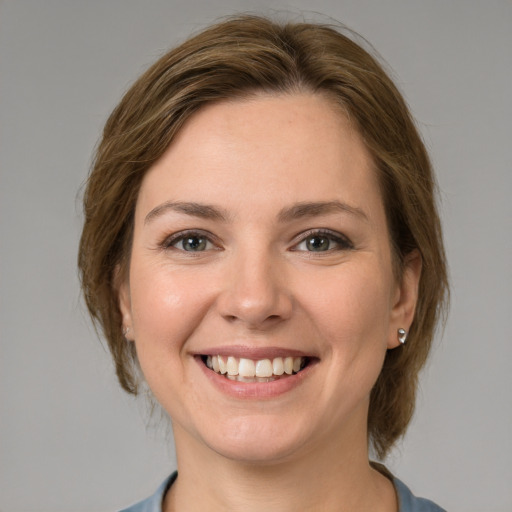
[118,473,177,512]
[394,477,446,512]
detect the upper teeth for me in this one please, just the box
[206,355,304,378]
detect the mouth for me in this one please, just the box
[200,354,312,383]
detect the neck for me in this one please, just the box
[164,424,396,512]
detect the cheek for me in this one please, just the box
[129,263,212,353]
[127,264,215,406]
[302,263,394,350]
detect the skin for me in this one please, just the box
[118,93,421,511]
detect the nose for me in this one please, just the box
[216,248,293,329]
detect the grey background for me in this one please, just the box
[1,1,510,511]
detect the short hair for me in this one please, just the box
[78,14,449,458]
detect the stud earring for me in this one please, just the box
[398,328,407,345]
[123,326,130,337]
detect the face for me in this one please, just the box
[119,93,420,464]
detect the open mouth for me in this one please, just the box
[200,355,312,383]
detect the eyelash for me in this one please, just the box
[161,230,218,252]
[161,229,353,254]
[291,229,354,253]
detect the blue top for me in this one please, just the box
[119,471,446,512]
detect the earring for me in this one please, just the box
[122,326,130,337]
[398,328,407,345]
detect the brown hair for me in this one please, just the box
[78,15,448,458]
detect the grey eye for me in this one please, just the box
[294,231,353,253]
[178,236,209,251]
[305,235,331,251]
[164,230,217,253]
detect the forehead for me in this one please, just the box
[135,93,383,223]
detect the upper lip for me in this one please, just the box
[192,345,316,360]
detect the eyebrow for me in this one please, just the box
[144,199,368,225]
[277,201,369,223]
[144,201,231,225]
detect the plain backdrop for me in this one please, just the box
[1,1,511,511]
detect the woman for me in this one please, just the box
[79,15,448,512]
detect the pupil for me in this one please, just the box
[307,236,329,251]
[184,237,206,251]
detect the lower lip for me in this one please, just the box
[196,356,316,399]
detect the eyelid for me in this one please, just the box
[158,228,352,252]
[290,228,354,251]
[161,229,221,250]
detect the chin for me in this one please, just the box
[209,437,304,466]
[196,414,314,465]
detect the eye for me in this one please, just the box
[163,231,216,252]
[176,235,211,252]
[293,230,353,252]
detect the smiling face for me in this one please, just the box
[118,93,420,464]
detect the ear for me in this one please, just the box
[387,250,422,349]
[115,264,134,341]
